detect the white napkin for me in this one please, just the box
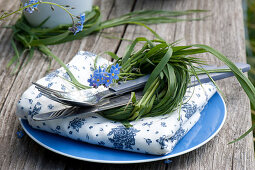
[16,51,217,155]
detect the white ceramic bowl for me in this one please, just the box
[22,0,93,28]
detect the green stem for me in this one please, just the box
[141,79,160,105]
[38,45,90,89]
[128,78,159,120]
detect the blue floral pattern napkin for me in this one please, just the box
[16,51,217,155]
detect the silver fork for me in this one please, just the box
[33,75,150,107]
[33,63,250,108]
[32,91,143,121]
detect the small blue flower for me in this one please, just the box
[104,76,113,87]
[87,74,95,87]
[112,63,121,72]
[164,159,172,164]
[79,13,85,23]
[24,0,39,13]
[93,73,103,87]
[69,13,86,35]
[88,67,105,87]
[17,130,24,138]
[109,64,121,80]
[68,118,86,132]
[88,64,121,88]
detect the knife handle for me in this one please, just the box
[110,63,250,94]
[109,75,150,95]
[189,63,250,86]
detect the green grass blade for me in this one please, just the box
[31,31,69,46]
[193,44,255,143]
[7,39,20,68]
[104,51,119,60]
[143,46,173,92]
[228,123,255,144]
[38,45,90,90]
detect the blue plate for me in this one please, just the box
[20,92,226,164]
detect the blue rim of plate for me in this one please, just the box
[19,92,226,164]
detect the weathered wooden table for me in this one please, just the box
[0,0,255,169]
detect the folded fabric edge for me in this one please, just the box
[158,111,201,155]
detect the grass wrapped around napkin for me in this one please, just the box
[16,51,217,155]
[82,36,255,144]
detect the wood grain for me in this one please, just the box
[0,0,254,169]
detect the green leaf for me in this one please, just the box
[24,47,35,66]
[31,31,70,46]
[38,45,91,90]
[121,37,149,65]
[7,39,20,68]
[143,46,173,92]
[104,51,119,60]
[36,16,51,28]
[193,44,255,143]
[228,123,255,144]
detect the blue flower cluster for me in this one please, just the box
[17,130,24,138]
[88,64,121,88]
[24,0,39,13]
[69,13,86,35]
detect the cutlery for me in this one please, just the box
[33,63,250,108]
[33,91,143,121]
[33,63,250,121]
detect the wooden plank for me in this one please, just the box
[0,0,254,169]
[115,0,255,169]
[0,0,136,169]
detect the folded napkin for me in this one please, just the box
[16,51,217,155]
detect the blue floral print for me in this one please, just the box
[107,126,140,150]
[68,118,86,132]
[169,127,186,142]
[145,138,152,145]
[156,135,168,149]
[182,101,197,119]
[29,102,41,115]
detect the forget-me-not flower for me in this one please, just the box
[24,0,39,13]
[109,63,121,80]
[69,13,86,35]
[88,64,121,88]
[17,130,24,138]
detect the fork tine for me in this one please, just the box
[34,83,69,100]
[33,82,97,107]
[52,110,67,119]
[36,87,54,96]
[61,107,77,117]
[33,82,66,94]
[49,110,63,119]
[41,92,73,106]
[36,86,89,107]
[33,84,58,97]
[33,84,67,103]
[49,107,78,119]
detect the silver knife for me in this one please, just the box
[32,63,250,121]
